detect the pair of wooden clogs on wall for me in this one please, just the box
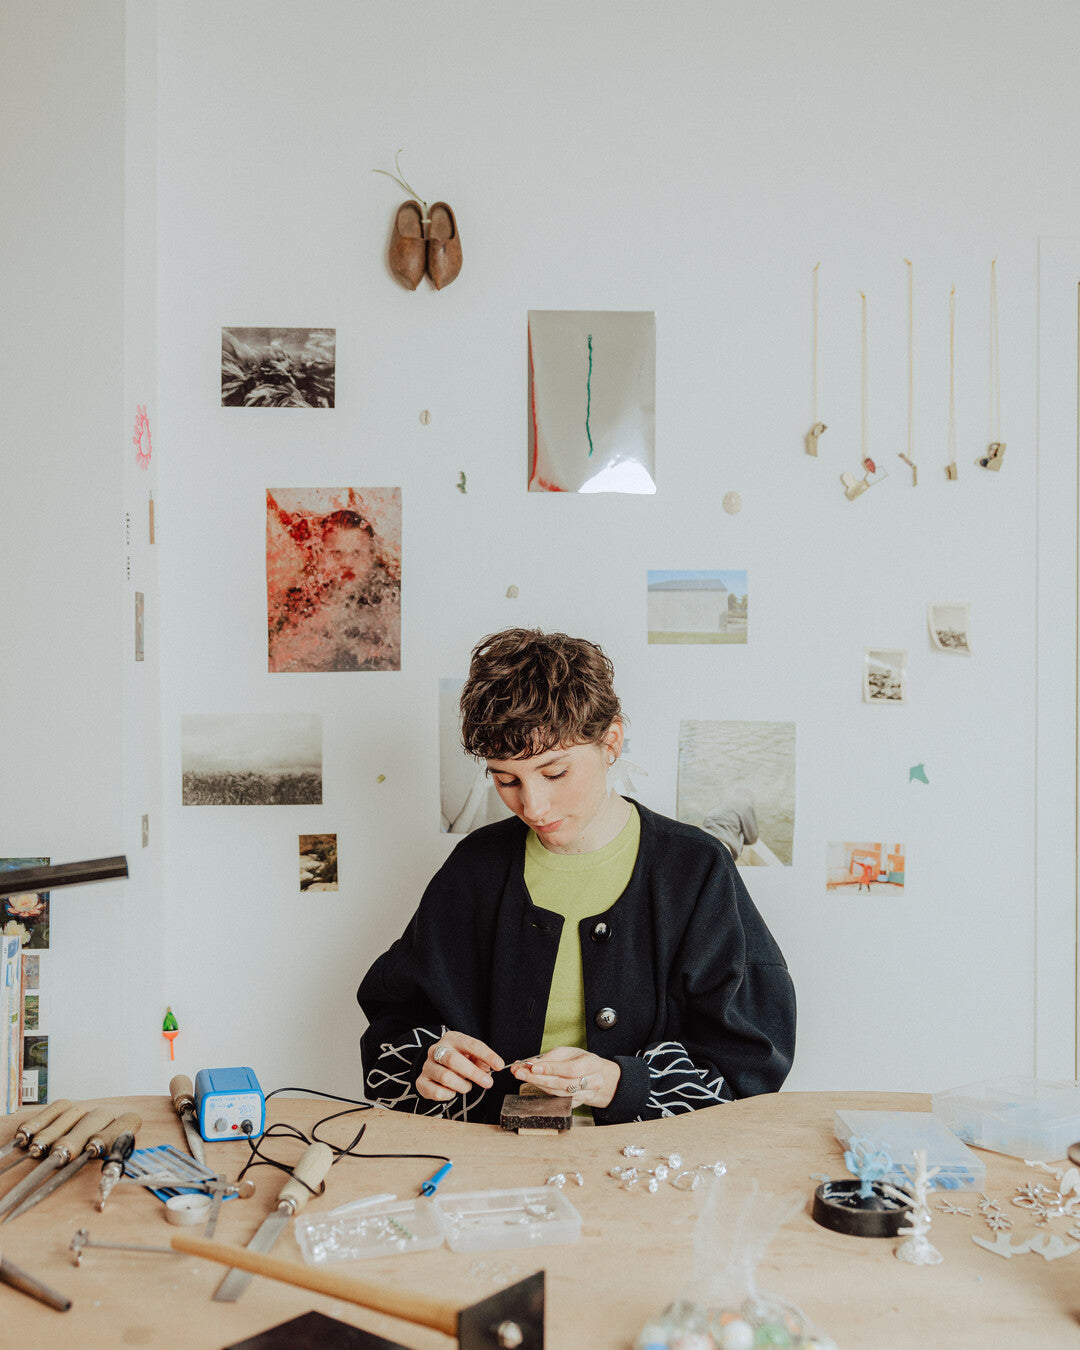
[389,200,461,290]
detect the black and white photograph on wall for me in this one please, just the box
[677,720,796,866]
[221,327,336,408]
[181,713,323,805]
[863,647,908,703]
[439,678,512,834]
[299,834,338,891]
[928,602,973,654]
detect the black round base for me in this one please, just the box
[811,1180,911,1237]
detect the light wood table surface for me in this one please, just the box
[2,1091,1080,1348]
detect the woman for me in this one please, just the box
[358,628,795,1124]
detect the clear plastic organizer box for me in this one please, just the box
[294,1197,445,1265]
[431,1185,582,1255]
[932,1078,1080,1161]
[833,1108,985,1191]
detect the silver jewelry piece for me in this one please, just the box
[433,1044,450,1065]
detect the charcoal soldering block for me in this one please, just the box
[500,1092,573,1132]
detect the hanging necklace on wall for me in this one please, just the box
[806,262,827,455]
[978,257,1006,470]
[945,285,959,480]
[899,259,917,485]
[841,290,886,500]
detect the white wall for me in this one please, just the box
[0,1,128,1097]
[4,0,1079,1101]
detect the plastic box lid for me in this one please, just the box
[431,1185,582,1254]
[932,1077,1080,1161]
[833,1108,985,1191]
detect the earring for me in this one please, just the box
[608,756,616,766]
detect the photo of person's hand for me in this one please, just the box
[417,1030,504,1102]
[511,1046,621,1110]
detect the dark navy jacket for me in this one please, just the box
[357,801,796,1125]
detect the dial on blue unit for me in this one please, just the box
[194,1066,266,1142]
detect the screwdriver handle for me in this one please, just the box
[29,1106,86,1158]
[13,1098,73,1147]
[96,1129,138,1211]
[87,1113,142,1158]
[52,1108,114,1163]
[104,1130,138,1168]
[278,1142,334,1215]
[170,1075,195,1114]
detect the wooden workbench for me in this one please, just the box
[2,1091,1079,1348]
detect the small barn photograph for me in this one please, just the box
[647,569,748,644]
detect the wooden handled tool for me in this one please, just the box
[171,1232,545,1348]
[170,1075,195,1114]
[174,1231,457,1333]
[212,1142,333,1303]
[95,1123,140,1212]
[27,1105,86,1159]
[169,1074,206,1164]
[1,1113,143,1224]
[0,1099,74,1175]
[0,1108,113,1220]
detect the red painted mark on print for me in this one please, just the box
[527,324,565,492]
[133,405,152,468]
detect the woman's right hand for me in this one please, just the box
[416,1031,504,1102]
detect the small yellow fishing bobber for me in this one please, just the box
[162,1006,179,1062]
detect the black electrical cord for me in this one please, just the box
[233,1086,451,1193]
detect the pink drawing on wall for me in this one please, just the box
[133,404,152,469]
[266,487,401,673]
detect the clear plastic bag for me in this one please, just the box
[635,1168,836,1350]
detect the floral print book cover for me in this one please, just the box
[1,857,49,950]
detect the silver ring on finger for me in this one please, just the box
[433,1043,451,1065]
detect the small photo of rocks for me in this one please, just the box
[864,647,907,704]
[928,603,972,655]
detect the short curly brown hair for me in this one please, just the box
[459,628,622,760]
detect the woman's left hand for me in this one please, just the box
[510,1046,621,1110]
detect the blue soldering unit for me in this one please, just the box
[194,1066,266,1142]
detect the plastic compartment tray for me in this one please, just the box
[293,1197,445,1264]
[932,1077,1080,1161]
[431,1185,582,1254]
[833,1108,985,1191]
